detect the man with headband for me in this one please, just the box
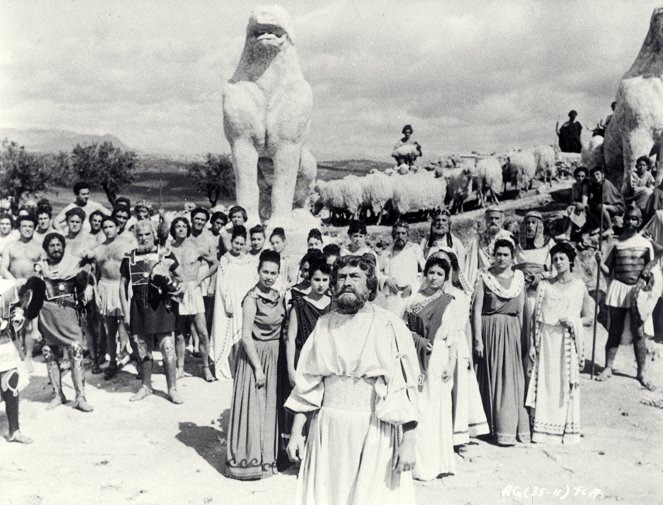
[286,255,420,504]
[465,206,514,285]
[595,205,658,390]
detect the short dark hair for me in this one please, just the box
[170,216,191,239]
[191,207,210,222]
[331,255,379,301]
[424,256,451,278]
[308,228,323,242]
[114,196,131,210]
[636,156,653,170]
[112,207,130,219]
[0,213,12,226]
[323,243,340,259]
[347,220,367,236]
[300,249,324,268]
[550,241,576,270]
[65,207,86,222]
[270,227,286,241]
[493,238,515,256]
[211,211,228,225]
[16,215,37,228]
[249,224,265,236]
[101,216,119,228]
[228,206,247,221]
[36,205,52,218]
[232,225,247,242]
[43,232,65,252]
[88,210,105,224]
[73,181,89,195]
[573,166,589,178]
[308,257,332,278]
[590,166,603,175]
[258,249,281,271]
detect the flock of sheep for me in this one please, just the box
[314,145,582,224]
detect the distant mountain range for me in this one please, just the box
[0,128,133,153]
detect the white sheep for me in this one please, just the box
[443,166,473,213]
[504,151,537,197]
[475,157,502,206]
[361,171,394,224]
[530,145,556,186]
[581,135,604,171]
[392,171,447,215]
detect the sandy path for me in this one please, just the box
[3,322,663,505]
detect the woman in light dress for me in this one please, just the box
[427,246,489,448]
[404,255,459,480]
[526,242,592,444]
[210,225,257,380]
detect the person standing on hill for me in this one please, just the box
[556,110,583,154]
[53,181,110,234]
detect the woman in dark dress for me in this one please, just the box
[225,250,286,480]
[280,258,332,457]
[472,238,530,446]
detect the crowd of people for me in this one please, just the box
[0,173,661,504]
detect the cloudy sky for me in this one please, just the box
[0,0,660,161]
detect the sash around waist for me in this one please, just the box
[322,375,377,412]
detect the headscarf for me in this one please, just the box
[428,245,472,295]
[519,211,546,249]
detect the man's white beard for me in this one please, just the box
[137,243,155,253]
[336,287,370,314]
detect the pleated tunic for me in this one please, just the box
[225,286,286,480]
[476,270,531,445]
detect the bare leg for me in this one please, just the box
[103,316,120,380]
[175,332,186,378]
[192,313,214,382]
[160,334,182,404]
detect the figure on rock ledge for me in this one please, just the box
[223,5,317,227]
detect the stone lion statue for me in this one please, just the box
[223,5,316,225]
[604,7,663,190]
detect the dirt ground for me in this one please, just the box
[4,180,663,504]
[2,322,662,505]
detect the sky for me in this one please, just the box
[0,0,661,161]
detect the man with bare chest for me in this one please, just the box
[170,217,217,382]
[189,208,218,339]
[93,217,134,380]
[64,208,98,259]
[0,216,43,371]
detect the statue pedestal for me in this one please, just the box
[265,209,321,260]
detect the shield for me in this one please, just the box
[635,259,663,324]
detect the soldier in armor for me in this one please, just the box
[595,205,657,390]
[120,220,183,404]
[0,282,32,443]
[31,232,94,412]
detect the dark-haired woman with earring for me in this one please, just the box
[525,242,592,444]
[226,250,286,480]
